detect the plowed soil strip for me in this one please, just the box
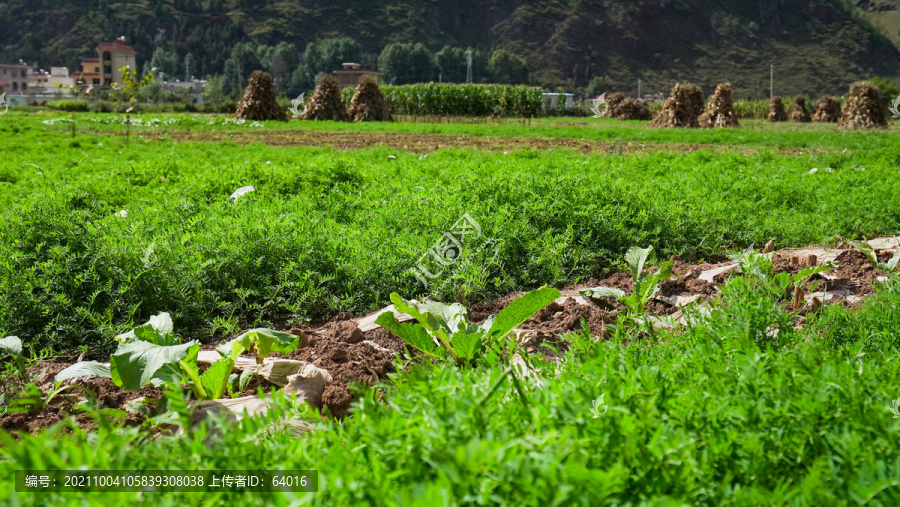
[157,130,814,155]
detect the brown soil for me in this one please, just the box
[159,130,814,157]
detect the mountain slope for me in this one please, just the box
[0,0,896,98]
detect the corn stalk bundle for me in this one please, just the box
[812,96,842,123]
[299,74,349,121]
[767,96,787,122]
[788,95,811,123]
[649,83,703,128]
[698,82,739,128]
[347,75,393,122]
[234,71,287,121]
[839,81,888,129]
[604,92,652,120]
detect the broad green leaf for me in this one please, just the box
[111,339,199,390]
[216,328,299,359]
[885,251,900,271]
[450,329,484,362]
[375,311,444,357]
[488,287,561,339]
[0,336,23,358]
[200,342,245,400]
[55,361,112,383]
[625,246,652,281]
[580,287,627,300]
[238,369,254,392]
[116,312,178,345]
[124,397,158,416]
[849,240,879,269]
[389,294,468,335]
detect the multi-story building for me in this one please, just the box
[334,63,383,89]
[28,67,74,94]
[0,61,33,94]
[72,37,137,88]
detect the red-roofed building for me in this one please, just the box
[72,38,137,88]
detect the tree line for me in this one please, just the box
[144,37,530,100]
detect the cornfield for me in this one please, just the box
[375,83,544,117]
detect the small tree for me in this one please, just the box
[112,65,155,110]
[488,50,529,85]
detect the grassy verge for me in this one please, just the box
[2,277,900,505]
[2,118,900,354]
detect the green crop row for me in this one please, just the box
[375,83,545,117]
[1,117,899,355]
[4,276,900,505]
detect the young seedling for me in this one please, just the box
[727,247,834,310]
[375,287,561,367]
[580,246,674,316]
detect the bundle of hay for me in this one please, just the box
[234,71,287,121]
[767,96,787,122]
[788,95,811,122]
[298,74,348,121]
[602,92,652,120]
[838,81,888,129]
[649,83,704,128]
[698,82,739,128]
[812,96,841,123]
[347,75,393,122]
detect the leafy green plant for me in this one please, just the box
[0,336,29,382]
[580,246,673,316]
[54,313,259,401]
[726,247,834,309]
[375,287,561,366]
[846,239,900,272]
[216,328,302,364]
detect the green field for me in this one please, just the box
[2,112,900,505]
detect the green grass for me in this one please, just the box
[3,277,900,505]
[2,114,900,354]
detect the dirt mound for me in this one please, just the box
[698,82,739,128]
[604,93,652,121]
[788,95,811,122]
[650,83,703,128]
[767,96,787,122]
[812,96,842,123]
[347,76,393,122]
[839,81,888,129]
[298,74,348,122]
[234,71,287,122]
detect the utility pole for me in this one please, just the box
[770,63,773,99]
[466,49,473,84]
[638,78,641,98]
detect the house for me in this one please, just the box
[28,67,75,94]
[0,61,33,94]
[333,63,382,89]
[72,37,137,88]
[541,92,574,111]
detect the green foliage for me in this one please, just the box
[216,328,301,362]
[487,49,529,85]
[376,288,560,366]
[869,76,900,113]
[382,83,544,117]
[46,100,89,112]
[581,246,673,316]
[378,43,436,85]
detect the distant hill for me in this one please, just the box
[0,0,897,98]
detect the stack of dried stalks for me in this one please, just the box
[788,95,811,122]
[298,74,348,121]
[649,83,703,128]
[838,81,888,129]
[603,92,652,120]
[698,82,739,128]
[812,96,842,123]
[234,71,287,121]
[767,96,787,122]
[347,75,393,122]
